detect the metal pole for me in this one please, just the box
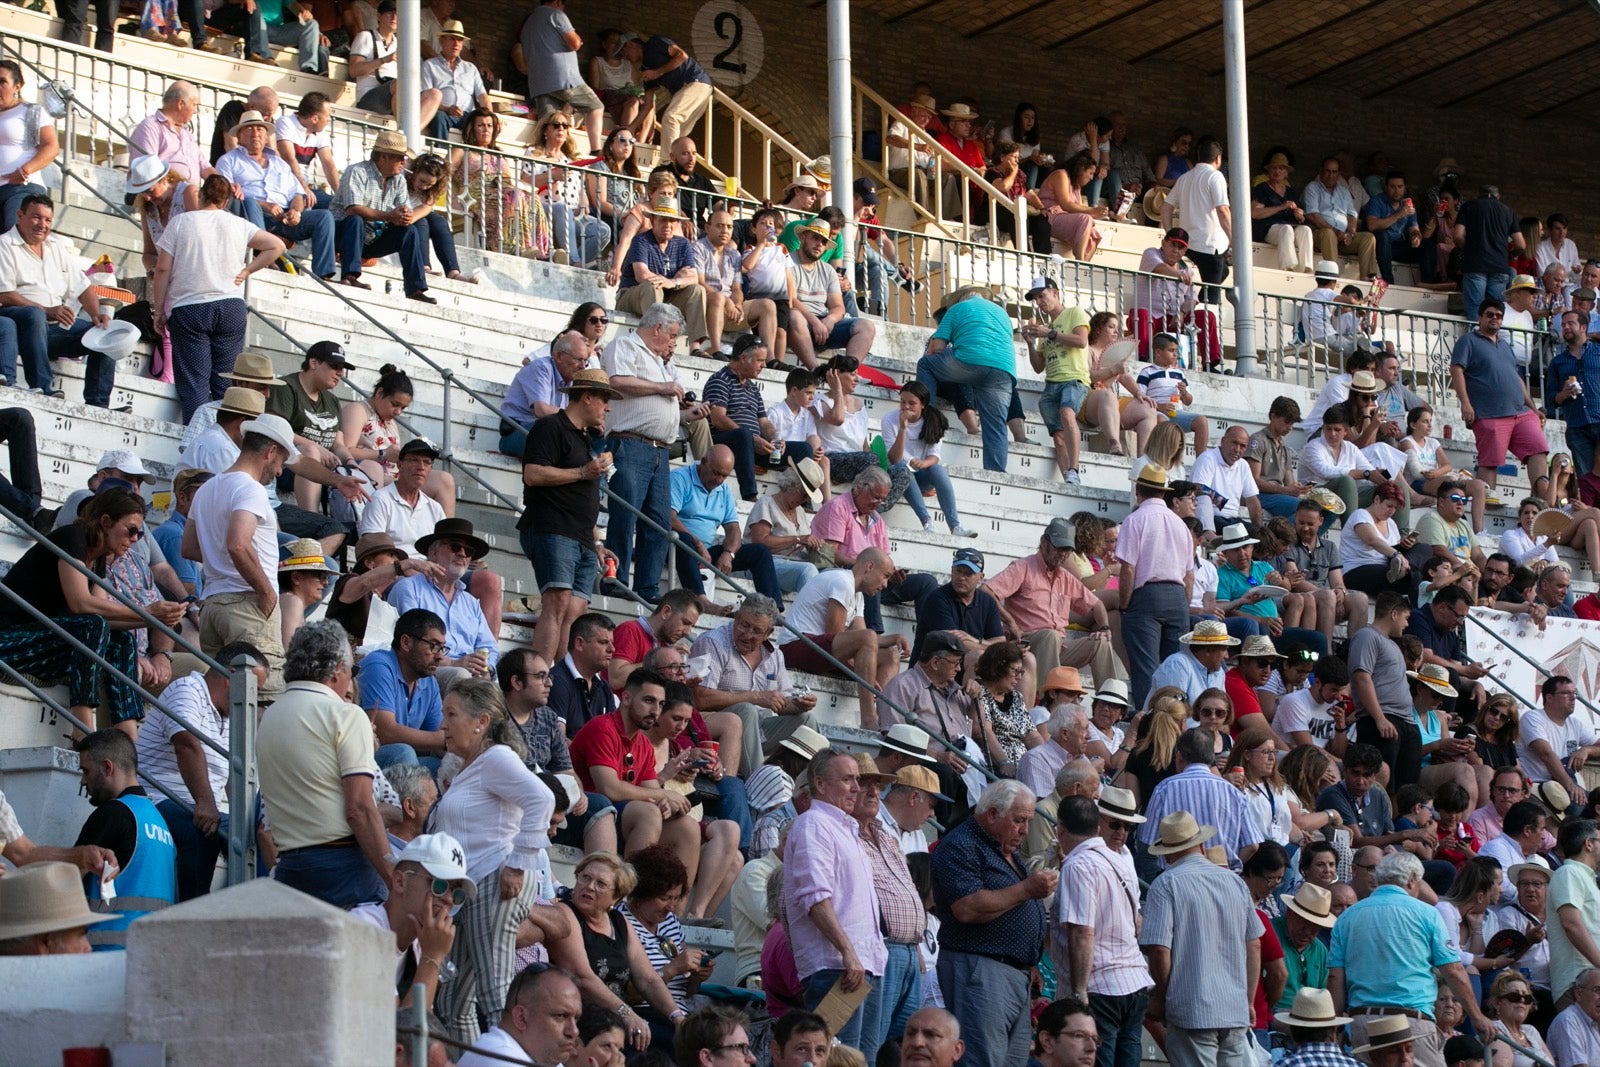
[226,656,258,887]
[397,0,423,151]
[1222,0,1258,376]
[826,0,854,278]
[409,984,428,1067]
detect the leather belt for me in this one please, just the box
[612,430,670,449]
[1353,1006,1430,1020]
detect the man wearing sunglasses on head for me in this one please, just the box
[351,831,473,1010]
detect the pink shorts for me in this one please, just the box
[1472,410,1549,470]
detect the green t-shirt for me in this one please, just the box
[779,218,843,264]
[267,373,343,451]
[1412,509,1474,563]
[1039,306,1091,384]
[1270,914,1329,1012]
[1217,560,1279,618]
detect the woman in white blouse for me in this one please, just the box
[745,459,822,595]
[1500,495,1600,577]
[430,678,556,1046]
[1339,481,1415,599]
[0,61,58,232]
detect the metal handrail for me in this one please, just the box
[700,86,811,203]
[1465,609,1600,724]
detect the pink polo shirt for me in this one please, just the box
[1115,498,1196,588]
[128,109,212,184]
[810,492,888,562]
[984,553,1098,634]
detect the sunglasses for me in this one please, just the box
[1105,819,1135,833]
[1501,992,1534,1004]
[407,870,468,906]
[588,315,608,325]
[439,540,472,555]
[123,523,146,540]
[1446,494,1470,504]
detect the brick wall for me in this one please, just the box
[460,0,1597,248]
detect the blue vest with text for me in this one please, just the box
[88,795,176,950]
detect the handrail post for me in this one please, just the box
[226,655,258,887]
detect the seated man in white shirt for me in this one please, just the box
[1295,399,1406,525]
[1189,425,1263,532]
[349,832,473,1008]
[359,439,503,642]
[215,110,336,280]
[421,21,489,140]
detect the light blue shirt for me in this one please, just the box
[420,55,487,110]
[503,354,566,426]
[1303,179,1356,232]
[1147,650,1226,708]
[152,511,200,595]
[357,647,442,731]
[1328,884,1455,1015]
[215,147,302,209]
[670,462,737,547]
[385,573,499,667]
[931,297,1018,379]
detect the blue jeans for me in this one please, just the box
[804,967,879,1050]
[548,201,610,268]
[772,556,818,594]
[1089,989,1151,1067]
[604,436,672,599]
[713,774,752,852]
[938,951,1033,1067]
[864,942,923,1062]
[247,12,327,73]
[336,217,430,296]
[1124,582,1189,711]
[857,244,892,316]
[917,350,1013,471]
[273,843,386,909]
[0,308,110,404]
[267,207,336,278]
[0,407,41,519]
[0,314,21,387]
[1462,271,1511,321]
[1372,228,1420,285]
[1259,492,1302,519]
[423,212,462,276]
[895,461,964,529]
[374,743,443,776]
[1569,421,1600,477]
[714,427,809,501]
[0,182,45,232]
[157,798,228,903]
[865,571,939,633]
[499,427,527,458]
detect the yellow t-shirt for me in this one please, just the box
[1040,306,1092,384]
[256,680,378,851]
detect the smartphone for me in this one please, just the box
[699,949,721,962]
[1453,722,1476,741]
[690,758,712,770]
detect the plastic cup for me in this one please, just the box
[724,176,738,198]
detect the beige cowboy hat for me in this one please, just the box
[1135,463,1170,491]
[941,103,979,121]
[1273,986,1351,1029]
[1279,883,1338,929]
[1349,369,1380,394]
[278,538,340,575]
[1147,811,1215,855]
[786,456,825,507]
[371,129,414,159]
[1353,1015,1417,1054]
[226,351,285,386]
[1507,274,1538,293]
[905,94,938,115]
[1096,785,1146,824]
[795,217,833,241]
[228,109,273,137]
[0,861,119,941]
[939,284,994,311]
[852,752,898,786]
[1180,619,1241,647]
[1406,663,1458,699]
[645,193,685,219]
[219,386,267,418]
[804,154,832,183]
[1301,486,1346,516]
[782,173,824,198]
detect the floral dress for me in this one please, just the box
[454,147,550,258]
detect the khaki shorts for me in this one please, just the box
[533,84,603,115]
[199,591,285,698]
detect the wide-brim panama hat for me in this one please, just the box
[1179,620,1240,647]
[1279,883,1337,929]
[0,861,119,940]
[1353,1015,1417,1054]
[1273,986,1351,1029]
[1147,811,1215,855]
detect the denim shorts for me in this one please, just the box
[1039,379,1089,432]
[820,318,862,350]
[1163,409,1203,432]
[520,528,599,598]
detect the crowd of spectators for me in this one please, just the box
[9,20,1600,1067]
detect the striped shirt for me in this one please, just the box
[1137,764,1263,868]
[618,901,692,1001]
[702,366,765,435]
[135,671,229,812]
[1139,853,1263,1029]
[1054,837,1151,997]
[859,816,926,944]
[688,622,791,696]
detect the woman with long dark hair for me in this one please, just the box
[884,381,974,537]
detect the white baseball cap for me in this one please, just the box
[97,448,152,478]
[240,414,301,463]
[394,832,476,899]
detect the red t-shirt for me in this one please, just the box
[1226,668,1263,727]
[610,619,657,671]
[568,712,658,793]
[1252,906,1285,1030]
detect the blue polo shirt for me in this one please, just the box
[670,462,737,547]
[619,233,695,291]
[1329,884,1456,1014]
[931,298,1018,379]
[1546,342,1600,427]
[1450,329,1525,420]
[930,813,1045,969]
[357,647,442,732]
[1361,193,1417,242]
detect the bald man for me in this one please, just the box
[669,443,784,610]
[901,1006,966,1067]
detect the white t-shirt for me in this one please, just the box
[191,470,279,597]
[348,902,418,988]
[457,1027,533,1067]
[357,483,446,558]
[1190,554,1217,611]
[766,399,817,444]
[0,100,53,177]
[785,567,860,636]
[156,209,259,309]
[1169,164,1230,253]
[351,29,399,97]
[134,671,230,811]
[1190,447,1258,518]
[1340,508,1398,571]
[743,244,792,298]
[1517,709,1599,783]
[1504,306,1536,368]
[882,410,940,464]
[814,398,869,453]
[1273,688,1348,749]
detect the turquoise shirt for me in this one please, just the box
[1217,560,1279,619]
[1328,884,1455,1015]
[931,298,1017,379]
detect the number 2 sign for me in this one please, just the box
[691,0,764,89]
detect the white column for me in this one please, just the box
[397,0,423,151]
[827,0,854,277]
[1223,0,1258,375]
